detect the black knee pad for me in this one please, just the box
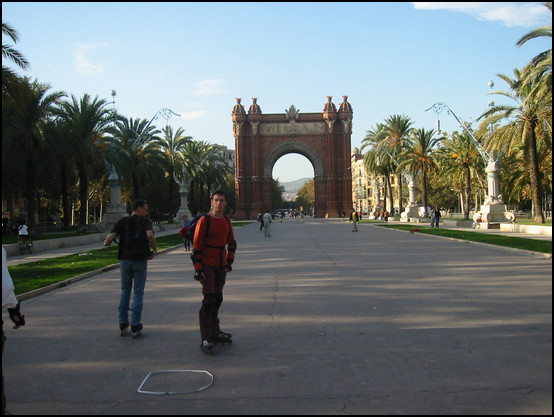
[215,292,223,309]
[202,293,217,311]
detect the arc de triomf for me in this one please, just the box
[232,96,353,220]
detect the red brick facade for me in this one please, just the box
[232,96,353,220]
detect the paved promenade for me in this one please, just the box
[2,219,552,414]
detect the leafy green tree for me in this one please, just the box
[296,178,315,210]
[272,179,286,211]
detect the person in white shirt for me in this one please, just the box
[2,247,26,414]
[18,221,29,242]
[262,210,272,237]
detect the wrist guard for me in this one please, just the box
[191,248,202,265]
[8,301,25,328]
[194,270,204,281]
[225,259,233,272]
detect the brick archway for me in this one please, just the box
[232,96,353,220]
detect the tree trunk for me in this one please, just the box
[61,162,71,230]
[397,176,403,215]
[421,171,428,215]
[133,173,140,201]
[464,164,471,220]
[387,176,394,213]
[526,121,544,223]
[25,155,37,228]
[78,168,88,227]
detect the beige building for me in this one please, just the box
[220,145,235,170]
[351,148,400,216]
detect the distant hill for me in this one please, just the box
[280,177,311,193]
[276,177,311,201]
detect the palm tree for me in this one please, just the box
[436,131,483,219]
[478,68,550,223]
[109,117,165,203]
[516,2,552,102]
[2,77,65,227]
[155,126,192,214]
[57,94,114,226]
[179,140,233,213]
[399,128,442,213]
[380,115,414,213]
[2,21,30,92]
[360,123,388,210]
[361,117,415,213]
[41,117,77,230]
[363,148,391,211]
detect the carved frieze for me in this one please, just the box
[233,121,243,137]
[260,122,325,136]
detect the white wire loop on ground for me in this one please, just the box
[137,369,214,395]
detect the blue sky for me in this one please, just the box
[3,2,551,182]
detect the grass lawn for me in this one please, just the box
[375,223,552,255]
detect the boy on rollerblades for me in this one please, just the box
[191,190,237,353]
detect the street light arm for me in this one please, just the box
[376,146,415,182]
[148,108,181,127]
[425,102,493,164]
[136,107,180,145]
[181,153,211,183]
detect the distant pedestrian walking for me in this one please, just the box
[431,207,441,228]
[104,199,158,339]
[179,214,192,251]
[350,208,359,232]
[257,212,263,231]
[263,210,272,237]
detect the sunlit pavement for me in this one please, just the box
[3,218,552,415]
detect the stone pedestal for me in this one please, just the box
[175,182,192,222]
[477,201,515,228]
[96,170,127,232]
[400,204,423,222]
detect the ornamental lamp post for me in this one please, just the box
[100,89,128,231]
[425,101,514,226]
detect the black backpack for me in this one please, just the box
[118,216,151,259]
[188,213,210,247]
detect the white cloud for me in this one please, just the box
[192,78,228,96]
[73,43,108,74]
[412,2,551,28]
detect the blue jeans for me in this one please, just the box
[118,259,148,326]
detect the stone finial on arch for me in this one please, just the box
[263,140,324,178]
